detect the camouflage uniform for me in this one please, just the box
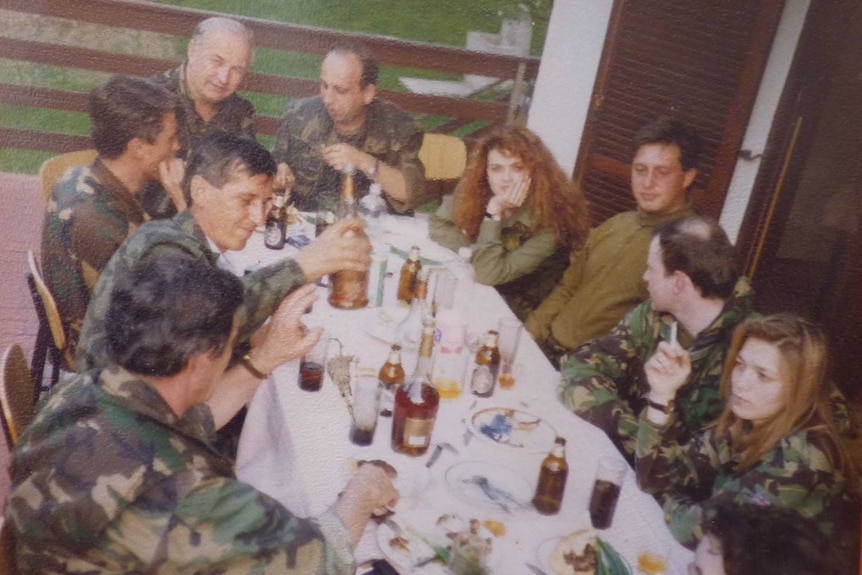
[635,418,856,553]
[5,366,354,574]
[76,210,306,372]
[41,159,149,364]
[144,64,256,218]
[429,192,567,319]
[272,97,425,214]
[558,278,755,461]
[526,208,696,363]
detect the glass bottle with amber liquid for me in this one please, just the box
[391,318,440,456]
[264,192,287,249]
[470,330,500,398]
[328,165,369,309]
[532,437,568,515]
[397,246,422,306]
[378,344,405,417]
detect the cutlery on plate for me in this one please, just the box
[526,562,548,575]
[425,444,444,468]
[469,475,531,511]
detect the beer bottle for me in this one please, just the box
[532,436,568,515]
[470,330,500,397]
[378,344,405,417]
[391,318,440,456]
[397,246,422,306]
[264,192,287,249]
[328,165,369,309]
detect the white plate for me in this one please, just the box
[362,306,409,346]
[376,509,502,574]
[444,460,533,510]
[537,535,632,575]
[467,407,557,453]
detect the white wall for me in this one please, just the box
[527,1,613,175]
[719,0,811,242]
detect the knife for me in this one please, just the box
[526,562,548,575]
[425,444,444,468]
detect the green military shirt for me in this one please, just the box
[558,278,756,460]
[636,418,855,552]
[41,159,149,362]
[526,208,696,357]
[76,210,306,372]
[5,367,354,574]
[272,97,425,214]
[429,192,567,319]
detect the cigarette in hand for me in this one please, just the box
[669,321,678,347]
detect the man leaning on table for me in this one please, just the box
[559,216,755,462]
[6,254,397,574]
[525,117,701,366]
[272,40,426,214]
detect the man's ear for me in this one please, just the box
[361,83,376,106]
[673,270,692,295]
[189,174,209,206]
[682,168,697,190]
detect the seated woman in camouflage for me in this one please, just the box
[429,125,589,319]
[636,313,857,555]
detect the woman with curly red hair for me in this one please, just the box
[429,125,590,318]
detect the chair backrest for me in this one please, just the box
[0,345,34,450]
[419,133,467,180]
[38,149,97,204]
[26,251,66,353]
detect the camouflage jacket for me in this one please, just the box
[429,192,566,319]
[151,63,255,157]
[526,208,696,356]
[558,278,755,461]
[635,419,855,550]
[76,210,306,372]
[41,159,149,363]
[5,367,354,574]
[272,97,425,214]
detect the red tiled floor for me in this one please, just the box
[0,172,43,363]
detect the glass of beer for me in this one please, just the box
[588,457,628,529]
[299,333,329,392]
[350,373,380,446]
[497,317,522,388]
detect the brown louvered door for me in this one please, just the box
[573,0,785,224]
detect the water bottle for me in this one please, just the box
[359,182,387,237]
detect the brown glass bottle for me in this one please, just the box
[391,319,439,456]
[328,165,369,309]
[264,192,287,249]
[378,344,405,417]
[532,437,568,515]
[470,330,500,397]
[396,246,422,306]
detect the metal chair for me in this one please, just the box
[0,345,35,451]
[26,251,70,396]
[38,149,97,204]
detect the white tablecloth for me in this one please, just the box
[233,215,693,574]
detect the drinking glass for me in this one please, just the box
[447,532,490,575]
[588,457,628,529]
[350,374,380,446]
[497,317,523,387]
[637,540,671,575]
[299,333,329,392]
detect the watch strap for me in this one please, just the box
[646,397,675,414]
[240,353,269,379]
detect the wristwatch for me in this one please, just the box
[240,353,269,380]
[646,397,675,414]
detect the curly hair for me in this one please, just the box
[451,125,590,250]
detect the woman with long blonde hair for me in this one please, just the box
[429,125,589,318]
[635,313,857,558]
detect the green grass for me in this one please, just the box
[0,1,549,173]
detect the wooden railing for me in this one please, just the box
[0,0,541,154]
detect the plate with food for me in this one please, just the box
[536,528,631,575]
[444,460,533,511]
[467,407,557,452]
[376,509,504,573]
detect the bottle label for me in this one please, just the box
[436,320,466,353]
[404,417,432,448]
[379,382,395,414]
[264,222,284,247]
[470,365,494,395]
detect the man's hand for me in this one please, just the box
[644,340,691,404]
[275,162,296,196]
[248,284,321,374]
[321,143,374,174]
[335,462,400,545]
[158,157,187,211]
[486,176,531,220]
[294,218,372,281]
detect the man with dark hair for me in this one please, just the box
[41,74,179,361]
[558,216,755,460]
[76,132,371,434]
[7,255,397,573]
[273,40,426,213]
[526,117,701,364]
[146,16,256,216]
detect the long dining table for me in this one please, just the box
[229,214,694,574]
